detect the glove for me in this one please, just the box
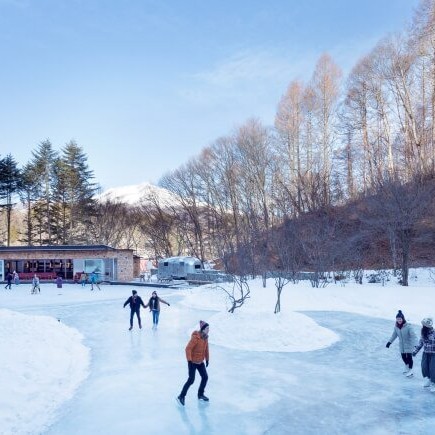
[168,303,170,306]
[412,351,417,357]
[386,342,391,348]
[206,360,209,367]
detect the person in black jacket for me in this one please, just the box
[123,290,146,330]
[4,272,13,289]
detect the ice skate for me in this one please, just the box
[423,377,431,388]
[177,395,185,406]
[198,395,209,402]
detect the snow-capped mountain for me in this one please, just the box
[97,182,175,205]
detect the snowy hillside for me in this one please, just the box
[97,181,176,205]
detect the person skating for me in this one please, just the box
[80,271,87,287]
[386,310,417,377]
[413,317,435,392]
[147,291,170,328]
[31,274,40,294]
[177,320,210,406]
[4,271,12,289]
[90,272,100,291]
[123,290,146,330]
[13,271,19,285]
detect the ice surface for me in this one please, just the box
[1,273,435,434]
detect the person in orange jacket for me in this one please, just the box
[177,320,210,406]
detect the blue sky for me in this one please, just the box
[0,0,420,190]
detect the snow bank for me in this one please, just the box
[210,310,339,352]
[180,268,435,353]
[0,309,90,435]
[180,282,340,352]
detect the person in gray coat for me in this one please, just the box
[386,310,417,377]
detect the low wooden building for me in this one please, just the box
[0,245,140,282]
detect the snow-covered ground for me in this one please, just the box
[0,268,434,434]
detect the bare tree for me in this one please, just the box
[310,54,342,204]
[366,174,435,286]
[136,192,179,259]
[234,118,275,283]
[219,245,252,313]
[88,199,131,247]
[160,159,208,262]
[269,219,303,313]
[299,208,340,288]
[275,80,305,213]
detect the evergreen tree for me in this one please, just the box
[0,154,21,246]
[53,140,98,244]
[18,163,40,245]
[30,140,58,244]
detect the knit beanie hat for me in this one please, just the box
[132,290,137,295]
[396,310,405,321]
[200,320,209,331]
[421,318,433,328]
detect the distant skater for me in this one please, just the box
[147,291,170,328]
[90,272,100,291]
[80,271,87,287]
[4,272,12,289]
[13,271,19,285]
[177,321,210,406]
[123,290,146,330]
[413,318,435,392]
[386,310,416,377]
[31,275,40,294]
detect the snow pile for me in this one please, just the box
[0,309,90,434]
[180,283,340,352]
[210,310,339,352]
[180,268,435,353]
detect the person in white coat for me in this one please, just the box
[386,310,417,377]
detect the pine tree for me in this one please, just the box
[0,154,21,246]
[30,140,58,244]
[53,141,98,244]
[18,163,40,245]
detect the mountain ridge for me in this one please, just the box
[97,181,174,205]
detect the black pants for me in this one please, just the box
[180,361,208,398]
[130,309,141,327]
[401,353,413,369]
[5,281,12,289]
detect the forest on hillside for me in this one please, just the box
[1,0,435,286]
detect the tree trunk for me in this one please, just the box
[400,228,411,286]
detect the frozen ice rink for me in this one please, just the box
[5,287,433,435]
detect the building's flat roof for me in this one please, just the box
[0,245,120,252]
